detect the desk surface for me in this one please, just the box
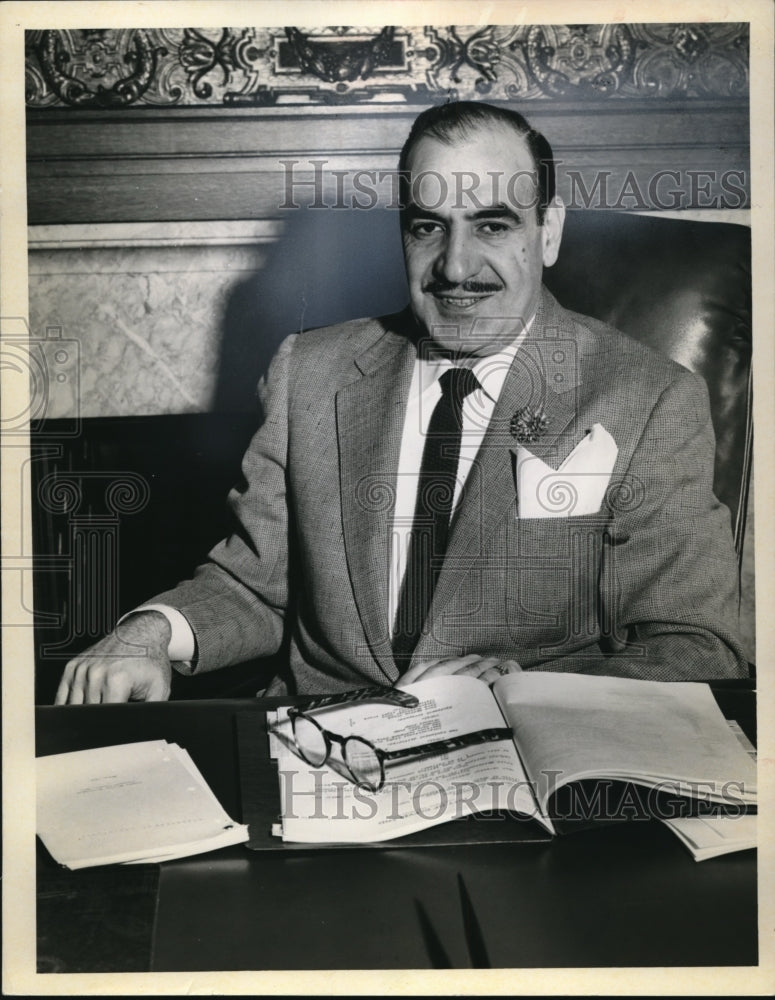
[36,695,758,971]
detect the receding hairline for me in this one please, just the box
[402,119,537,168]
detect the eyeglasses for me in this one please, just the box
[287,706,512,792]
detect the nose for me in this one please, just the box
[433,228,480,285]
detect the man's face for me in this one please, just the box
[402,124,564,356]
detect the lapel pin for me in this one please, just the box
[510,407,548,444]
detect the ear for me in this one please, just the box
[541,196,565,268]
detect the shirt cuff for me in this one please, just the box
[117,604,196,663]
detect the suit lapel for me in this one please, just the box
[337,321,416,679]
[415,289,583,659]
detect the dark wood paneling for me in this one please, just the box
[26,101,750,224]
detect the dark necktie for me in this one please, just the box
[392,366,480,671]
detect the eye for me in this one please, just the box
[478,220,513,236]
[408,220,444,238]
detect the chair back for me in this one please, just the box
[543,210,752,552]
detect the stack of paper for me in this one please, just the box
[661,814,757,861]
[660,718,757,861]
[37,740,249,869]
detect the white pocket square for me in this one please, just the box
[516,423,618,518]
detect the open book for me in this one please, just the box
[37,740,249,869]
[267,672,756,854]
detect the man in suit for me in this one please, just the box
[55,101,747,704]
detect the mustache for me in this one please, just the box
[424,280,503,295]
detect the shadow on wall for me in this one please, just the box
[213,205,410,413]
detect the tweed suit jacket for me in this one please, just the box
[153,286,747,693]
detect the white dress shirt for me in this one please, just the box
[134,326,528,663]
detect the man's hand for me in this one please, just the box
[398,653,522,686]
[54,611,173,705]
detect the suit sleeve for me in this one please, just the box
[539,369,749,681]
[147,334,297,673]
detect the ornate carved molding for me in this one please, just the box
[26,23,749,108]
[282,26,397,83]
[31,29,164,108]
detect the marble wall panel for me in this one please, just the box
[28,243,269,417]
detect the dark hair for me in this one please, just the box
[398,100,556,225]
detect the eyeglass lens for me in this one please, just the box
[343,737,383,790]
[292,714,328,767]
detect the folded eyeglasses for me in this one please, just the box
[284,687,511,792]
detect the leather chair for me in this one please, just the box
[544,210,752,551]
[30,209,753,701]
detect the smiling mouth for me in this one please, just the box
[431,291,496,310]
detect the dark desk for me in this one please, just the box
[36,694,758,971]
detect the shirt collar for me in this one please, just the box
[414,315,534,402]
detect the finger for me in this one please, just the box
[400,654,482,684]
[480,660,522,684]
[396,663,427,685]
[102,671,133,704]
[453,656,499,676]
[399,657,453,684]
[66,670,86,705]
[68,659,99,705]
[479,667,506,685]
[54,661,77,706]
[399,653,519,686]
[492,659,522,675]
[85,663,108,705]
[398,659,439,684]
